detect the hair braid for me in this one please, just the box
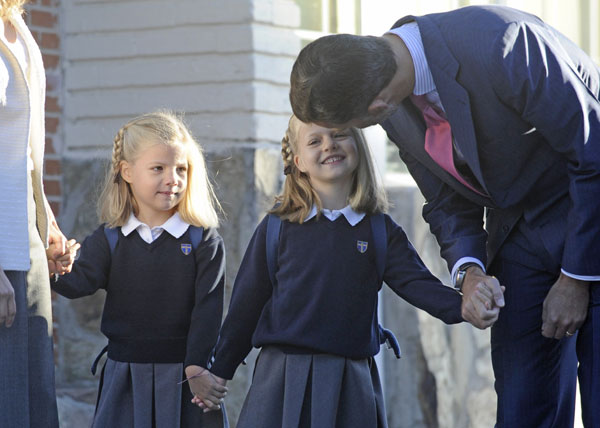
[112,127,126,183]
[281,132,295,175]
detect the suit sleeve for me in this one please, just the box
[208,216,274,379]
[383,215,463,324]
[51,225,111,298]
[393,139,488,273]
[490,21,600,277]
[185,229,226,368]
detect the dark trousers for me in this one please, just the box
[578,284,600,428]
[489,218,581,427]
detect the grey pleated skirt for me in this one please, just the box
[236,347,388,428]
[92,358,228,428]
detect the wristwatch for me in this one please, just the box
[454,262,480,291]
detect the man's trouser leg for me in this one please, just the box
[489,219,577,428]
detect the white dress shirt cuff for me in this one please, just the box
[560,269,600,282]
[451,257,486,286]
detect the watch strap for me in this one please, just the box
[454,262,481,291]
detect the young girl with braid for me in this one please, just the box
[51,111,228,428]
[193,115,473,428]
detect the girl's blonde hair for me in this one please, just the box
[0,0,25,19]
[271,115,388,223]
[98,111,221,228]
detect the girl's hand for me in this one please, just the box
[45,214,79,276]
[191,373,228,412]
[191,396,222,413]
[47,239,80,276]
[184,365,228,411]
[461,267,505,329]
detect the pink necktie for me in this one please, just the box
[410,94,485,196]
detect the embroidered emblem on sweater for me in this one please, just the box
[181,243,192,255]
[356,241,368,253]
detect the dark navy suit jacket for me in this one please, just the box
[382,5,600,277]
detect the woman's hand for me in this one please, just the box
[0,268,16,327]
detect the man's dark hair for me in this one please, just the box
[290,34,397,124]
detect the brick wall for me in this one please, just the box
[24,0,62,216]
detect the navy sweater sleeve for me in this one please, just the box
[383,216,463,324]
[52,225,111,298]
[185,228,226,368]
[209,216,273,380]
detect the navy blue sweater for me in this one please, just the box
[209,214,462,380]
[52,225,225,367]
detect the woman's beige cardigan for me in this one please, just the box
[0,11,49,271]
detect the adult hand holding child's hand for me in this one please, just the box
[47,238,80,276]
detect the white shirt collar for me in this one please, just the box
[121,212,190,243]
[386,22,436,96]
[304,205,366,226]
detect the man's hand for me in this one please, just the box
[541,273,589,340]
[461,266,505,329]
[0,268,16,328]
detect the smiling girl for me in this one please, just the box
[193,115,469,428]
[52,111,227,428]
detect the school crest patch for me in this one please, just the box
[181,243,192,255]
[356,240,368,254]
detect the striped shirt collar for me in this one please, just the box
[121,212,190,243]
[387,22,436,96]
[305,205,365,226]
